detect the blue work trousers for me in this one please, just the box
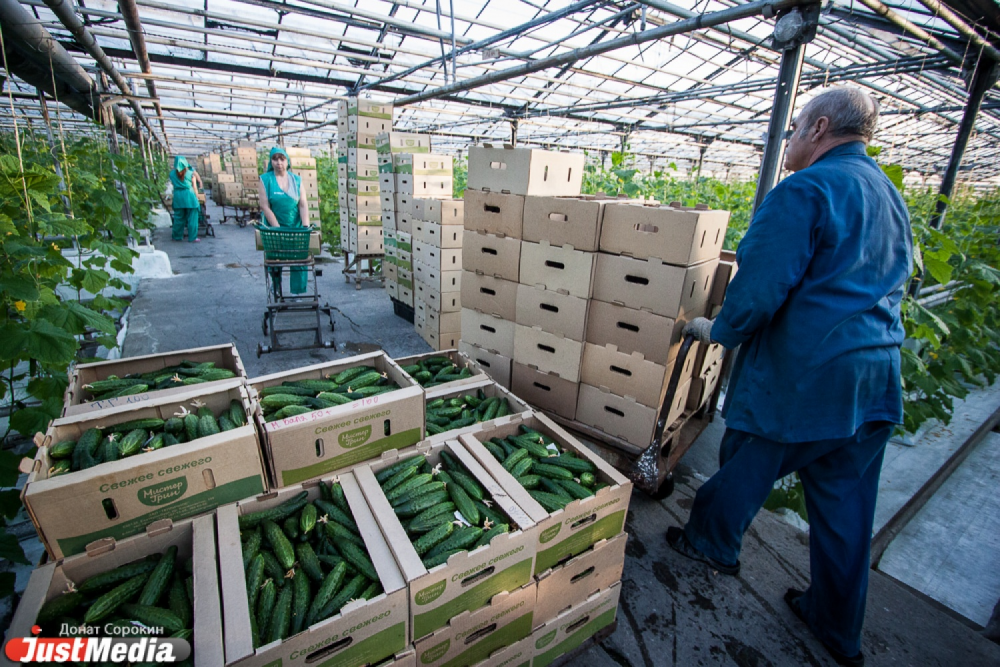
[172,206,199,242]
[684,422,892,657]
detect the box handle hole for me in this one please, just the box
[634,223,658,233]
[384,419,392,436]
[533,382,552,392]
[544,165,549,182]
[462,566,495,588]
[604,405,625,417]
[202,469,216,490]
[570,566,596,584]
[466,623,498,645]
[704,275,712,290]
[481,325,497,334]
[540,303,558,313]
[690,281,696,298]
[548,213,568,222]
[567,167,572,182]
[609,365,632,377]
[315,439,325,458]
[102,498,119,520]
[482,248,498,256]
[571,513,597,530]
[624,274,649,286]
[715,228,721,245]
[485,204,501,214]
[481,287,497,296]
[477,358,492,369]
[566,615,591,633]
[306,637,352,663]
[538,344,556,354]
[490,161,507,171]
[616,321,639,333]
[701,230,706,248]
[544,260,565,270]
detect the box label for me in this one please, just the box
[534,510,625,574]
[138,477,188,506]
[302,621,405,667]
[434,613,533,667]
[532,608,617,667]
[57,475,264,556]
[413,557,532,639]
[280,428,421,486]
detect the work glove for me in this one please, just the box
[683,317,715,344]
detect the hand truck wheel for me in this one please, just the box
[652,474,675,500]
[257,342,269,358]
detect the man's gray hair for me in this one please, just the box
[799,87,880,141]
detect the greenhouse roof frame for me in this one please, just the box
[1,0,998,185]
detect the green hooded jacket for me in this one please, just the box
[169,156,199,209]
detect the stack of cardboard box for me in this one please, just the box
[377,131,433,309]
[234,143,259,209]
[459,145,732,449]
[336,97,392,255]
[285,146,320,223]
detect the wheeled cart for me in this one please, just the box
[255,225,334,357]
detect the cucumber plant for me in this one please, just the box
[32,545,195,662]
[375,451,514,569]
[258,366,401,423]
[238,482,383,649]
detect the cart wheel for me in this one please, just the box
[256,343,264,358]
[652,475,675,501]
[323,341,333,349]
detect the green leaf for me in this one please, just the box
[0,572,15,599]
[0,448,23,487]
[0,275,40,301]
[40,301,117,336]
[0,528,29,565]
[0,490,23,520]
[78,268,111,293]
[879,164,904,192]
[923,255,953,285]
[27,374,69,403]
[23,319,79,364]
[10,407,55,439]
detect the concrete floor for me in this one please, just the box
[121,201,1000,666]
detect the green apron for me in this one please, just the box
[170,156,200,242]
[260,170,307,294]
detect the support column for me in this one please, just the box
[36,89,72,217]
[930,56,999,230]
[509,119,518,147]
[752,43,804,213]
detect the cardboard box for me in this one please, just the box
[413,583,536,667]
[521,196,636,252]
[468,634,534,667]
[415,282,461,313]
[463,190,525,239]
[379,172,397,193]
[348,115,391,134]
[515,284,588,342]
[397,231,413,252]
[687,357,724,412]
[375,131,431,154]
[423,307,462,335]
[518,241,596,299]
[579,341,699,410]
[693,339,725,378]
[380,648,418,667]
[592,255,718,320]
[218,475,408,666]
[709,250,737,317]
[348,131,380,150]
[513,325,583,383]
[290,156,316,169]
[461,309,515,358]
[421,222,463,249]
[417,323,458,352]
[395,153,452,176]
[250,352,423,487]
[386,280,399,300]
[414,239,462,271]
[467,146,584,197]
[350,178,381,196]
[533,532,626,628]
[393,349,486,390]
[63,344,247,417]
[530,583,621,667]
[398,284,414,306]
[413,261,461,294]
[355,442,538,641]
[4,515,223,667]
[417,199,464,225]
[348,224,385,255]
[352,165,380,182]
[395,193,414,217]
[422,378,531,444]
[600,203,729,266]
[509,364,578,421]
[22,380,266,559]
[461,273,518,322]
[459,343,513,390]
[585,300,679,367]
[575,379,692,447]
[460,413,631,574]
[463,232,521,282]
[397,174,453,198]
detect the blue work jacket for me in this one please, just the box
[711,142,913,443]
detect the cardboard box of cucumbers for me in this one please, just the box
[250,352,424,488]
[64,344,246,417]
[5,515,223,667]
[217,474,408,666]
[22,379,267,559]
[458,413,633,575]
[355,441,537,641]
[393,349,485,390]
[423,379,532,443]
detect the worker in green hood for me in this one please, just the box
[258,146,312,294]
[169,156,203,242]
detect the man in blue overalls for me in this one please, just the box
[675,88,913,667]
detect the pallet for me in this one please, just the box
[342,251,384,290]
[548,620,618,667]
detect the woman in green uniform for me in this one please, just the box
[258,146,312,294]
[169,156,202,242]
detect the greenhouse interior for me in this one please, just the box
[1,0,999,665]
